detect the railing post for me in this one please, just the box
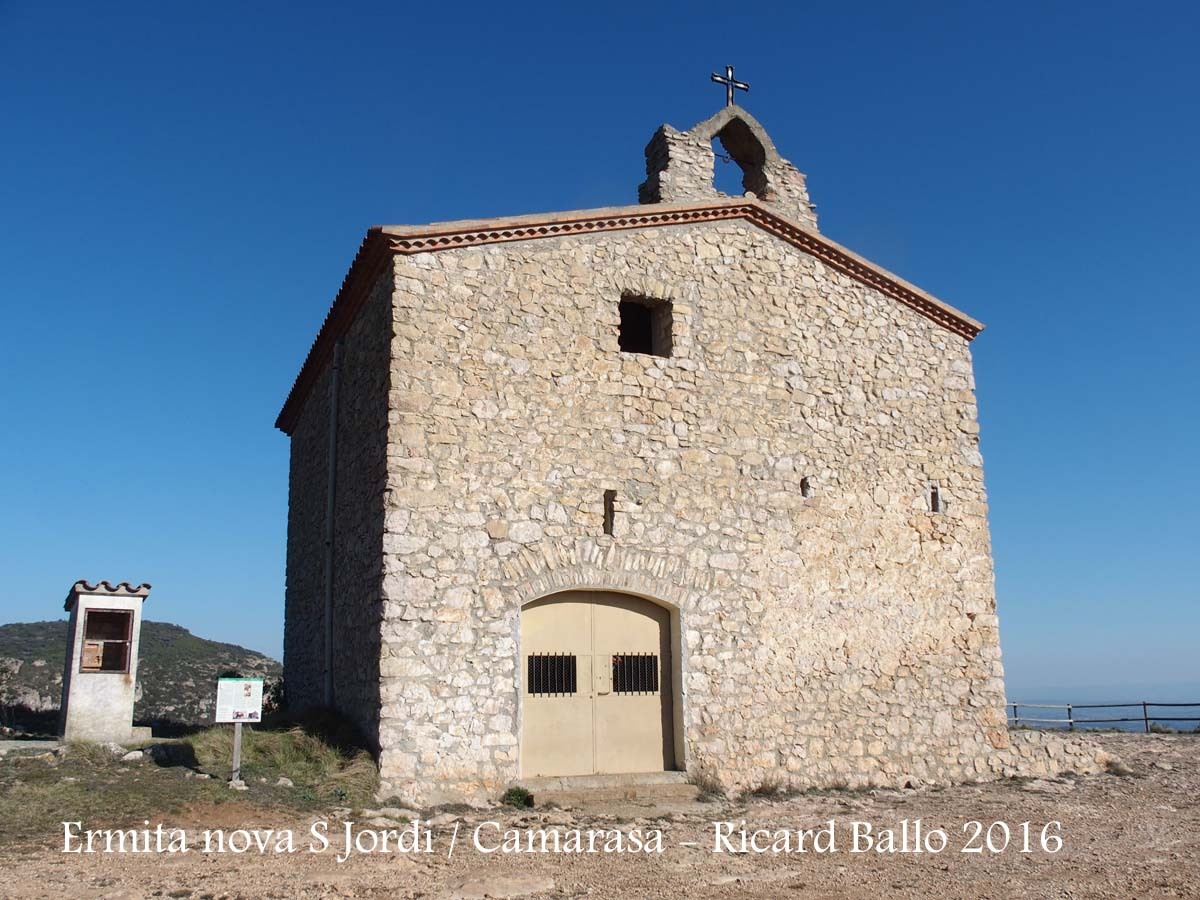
[1143,701,1150,733]
[1011,702,1018,727]
[1066,703,1074,731]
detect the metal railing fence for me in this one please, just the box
[1008,701,1200,732]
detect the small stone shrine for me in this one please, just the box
[59,579,152,743]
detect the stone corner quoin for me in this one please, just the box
[277,105,1103,805]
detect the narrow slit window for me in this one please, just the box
[612,653,660,694]
[603,489,616,536]
[800,477,813,499]
[527,653,577,696]
[80,609,133,673]
[618,295,672,357]
[929,483,942,513]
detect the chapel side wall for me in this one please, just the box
[328,274,392,747]
[376,221,1023,803]
[284,273,392,745]
[283,364,331,713]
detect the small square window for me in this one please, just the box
[612,653,660,694]
[80,609,133,673]
[619,295,672,358]
[527,653,577,696]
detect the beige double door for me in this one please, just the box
[521,591,674,777]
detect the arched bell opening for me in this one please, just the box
[711,117,770,199]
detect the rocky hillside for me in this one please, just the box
[0,620,280,729]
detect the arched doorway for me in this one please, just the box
[520,591,676,777]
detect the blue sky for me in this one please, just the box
[1,1,1196,699]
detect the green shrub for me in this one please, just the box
[500,786,534,808]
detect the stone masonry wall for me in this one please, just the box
[329,274,391,743]
[373,218,1079,804]
[283,356,330,711]
[283,273,391,746]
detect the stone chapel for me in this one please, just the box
[277,102,1102,804]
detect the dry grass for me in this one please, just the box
[0,744,228,845]
[0,709,378,845]
[64,739,124,767]
[688,768,726,801]
[186,721,377,805]
[738,777,807,802]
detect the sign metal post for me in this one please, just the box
[232,721,243,782]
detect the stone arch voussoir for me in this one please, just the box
[513,564,691,613]
[503,542,710,614]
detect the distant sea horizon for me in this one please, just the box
[1004,682,1200,732]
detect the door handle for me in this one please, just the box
[595,655,611,695]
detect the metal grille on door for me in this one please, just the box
[611,653,659,694]
[527,653,577,695]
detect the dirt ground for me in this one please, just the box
[1,733,1196,900]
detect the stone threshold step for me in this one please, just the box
[517,771,699,805]
[518,771,690,792]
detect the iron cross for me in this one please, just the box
[711,65,749,107]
